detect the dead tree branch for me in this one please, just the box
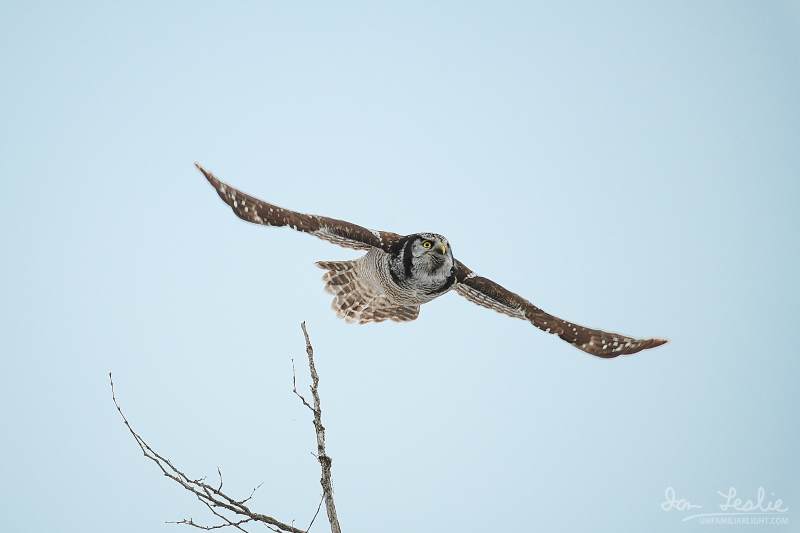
[110,322,342,533]
[299,322,341,533]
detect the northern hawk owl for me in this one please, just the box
[197,164,666,358]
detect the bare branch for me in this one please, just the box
[305,495,325,533]
[166,516,254,531]
[300,322,342,533]
[111,322,344,533]
[237,483,264,506]
[109,373,307,533]
[196,496,254,533]
[108,322,341,533]
[292,358,314,413]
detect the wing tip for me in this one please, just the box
[619,337,668,357]
[586,336,668,358]
[194,162,220,187]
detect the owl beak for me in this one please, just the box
[437,242,447,255]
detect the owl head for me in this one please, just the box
[408,232,453,274]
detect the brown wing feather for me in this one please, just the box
[454,260,667,358]
[196,163,402,252]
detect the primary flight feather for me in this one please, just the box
[197,163,667,358]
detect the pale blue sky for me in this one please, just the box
[1,2,798,532]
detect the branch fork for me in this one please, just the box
[111,322,341,533]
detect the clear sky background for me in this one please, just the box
[1,2,798,532]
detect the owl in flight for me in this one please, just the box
[197,164,666,358]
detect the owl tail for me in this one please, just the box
[315,260,419,324]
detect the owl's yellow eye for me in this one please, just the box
[422,240,432,249]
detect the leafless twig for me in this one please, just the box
[298,322,341,533]
[111,322,342,533]
[305,496,325,533]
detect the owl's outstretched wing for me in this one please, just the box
[453,260,667,358]
[197,164,402,252]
